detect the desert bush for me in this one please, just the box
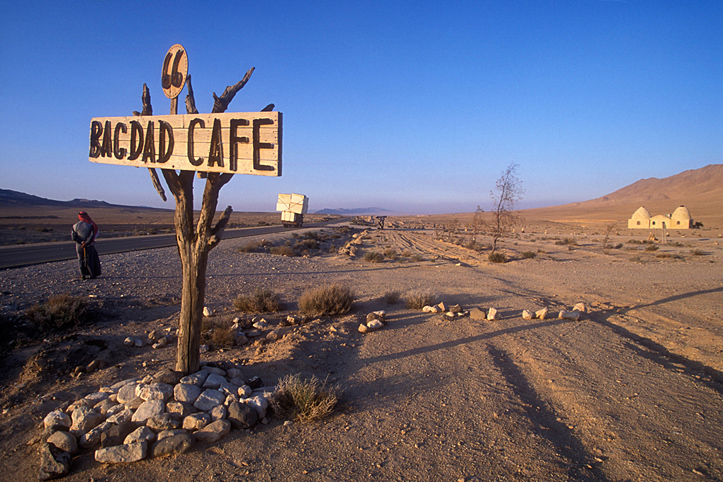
[405,290,435,310]
[364,251,385,263]
[488,251,507,263]
[384,290,401,304]
[204,319,235,348]
[645,244,659,252]
[25,294,89,331]
[555,237,577,246]
[300,238,319,250]
[234,288,281,313]
[383,248,398,260]
[521,251,536,259]
[691,249,705,256]
[299,284,354,316]
[401,249,412,257]
[271,374,339,423]
[238,240,271,253]
[409,254,424,262]
[270,245,296,257]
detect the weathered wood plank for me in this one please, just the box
[89,112,282,176]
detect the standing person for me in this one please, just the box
[71,211,101,279]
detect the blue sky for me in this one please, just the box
[1,1,721,214]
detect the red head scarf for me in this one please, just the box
[78,211,99,241]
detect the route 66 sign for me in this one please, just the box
[162,44,188,99]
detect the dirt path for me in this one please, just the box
[1,226,721,481]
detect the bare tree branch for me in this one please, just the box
[212,67,255,113]
[185,74,199,115]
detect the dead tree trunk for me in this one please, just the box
[141,67,256,374]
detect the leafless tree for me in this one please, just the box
[488,163,523,252]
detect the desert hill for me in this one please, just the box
[517,164,723,229]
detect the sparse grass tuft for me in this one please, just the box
[270,245,297,257]
[691,249,705,256]
[405,290,435,310]
[208,319,236,348]
[384,290,401,304]
[645,244,659,252]
[271,374,339,423]
[363,251,385,263]
[25,294,89,331]
[238,239,271,253]
[488,251,507,263]
[299,284,354,316]
[383,248,398,260]
[234,288,282,313]
[521,251,536,259]
[555,237,577,246]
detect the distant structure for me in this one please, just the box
[628,205,693,229]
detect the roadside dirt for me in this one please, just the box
[0,224,721,481]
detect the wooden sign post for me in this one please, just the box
[89,45,282,374]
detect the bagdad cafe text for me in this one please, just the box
[89,111,282,176]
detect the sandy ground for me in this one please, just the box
[1,223,722,481]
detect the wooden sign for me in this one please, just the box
[89,111,282,176]
[162,44,188,99]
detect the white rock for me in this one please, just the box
[95,442,147,463]
[238,385,253,399]
[124,426,156,444]
[117,383,140,404]
[246,395,269,419]
[522,310,534,320]
[203,373,228,389]
[203,307,213,317]
[183,412,211,431]
[210,404,227,421]
[535,307,549,320]
[44,410,71,430]
[366,319,384,331]
[487,307,500,321]
[131,400,165,422]
[137,383,174,402]
[573,302,587,313]
[106,408,133,424]
[558,310,582,321]
[193,420,230,443]
[193,389,226,412]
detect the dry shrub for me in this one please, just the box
[521,251,536,259]
[645,244,659,252]
[299,284,354,316]
[383,248,398,260]
[26,294,89,331]
[384,290,401,304]
[211,320,235,348]
[405,290,435,310]
[488,251,507,263]
[555,237,577,246]
[238,239,271,253]
[364,251,385,263]
[270,245,296,257]
[271,374,339,423]
[409,254,424,262]
[234,288,281,313]
[691,249,705,256]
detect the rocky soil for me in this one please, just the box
[1,224,722,481]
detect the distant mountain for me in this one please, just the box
[587,164,723,204]
[521,164,723,225]
[0,188,118,208]
[315,207,392,215]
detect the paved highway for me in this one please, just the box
[0,222,334,270]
